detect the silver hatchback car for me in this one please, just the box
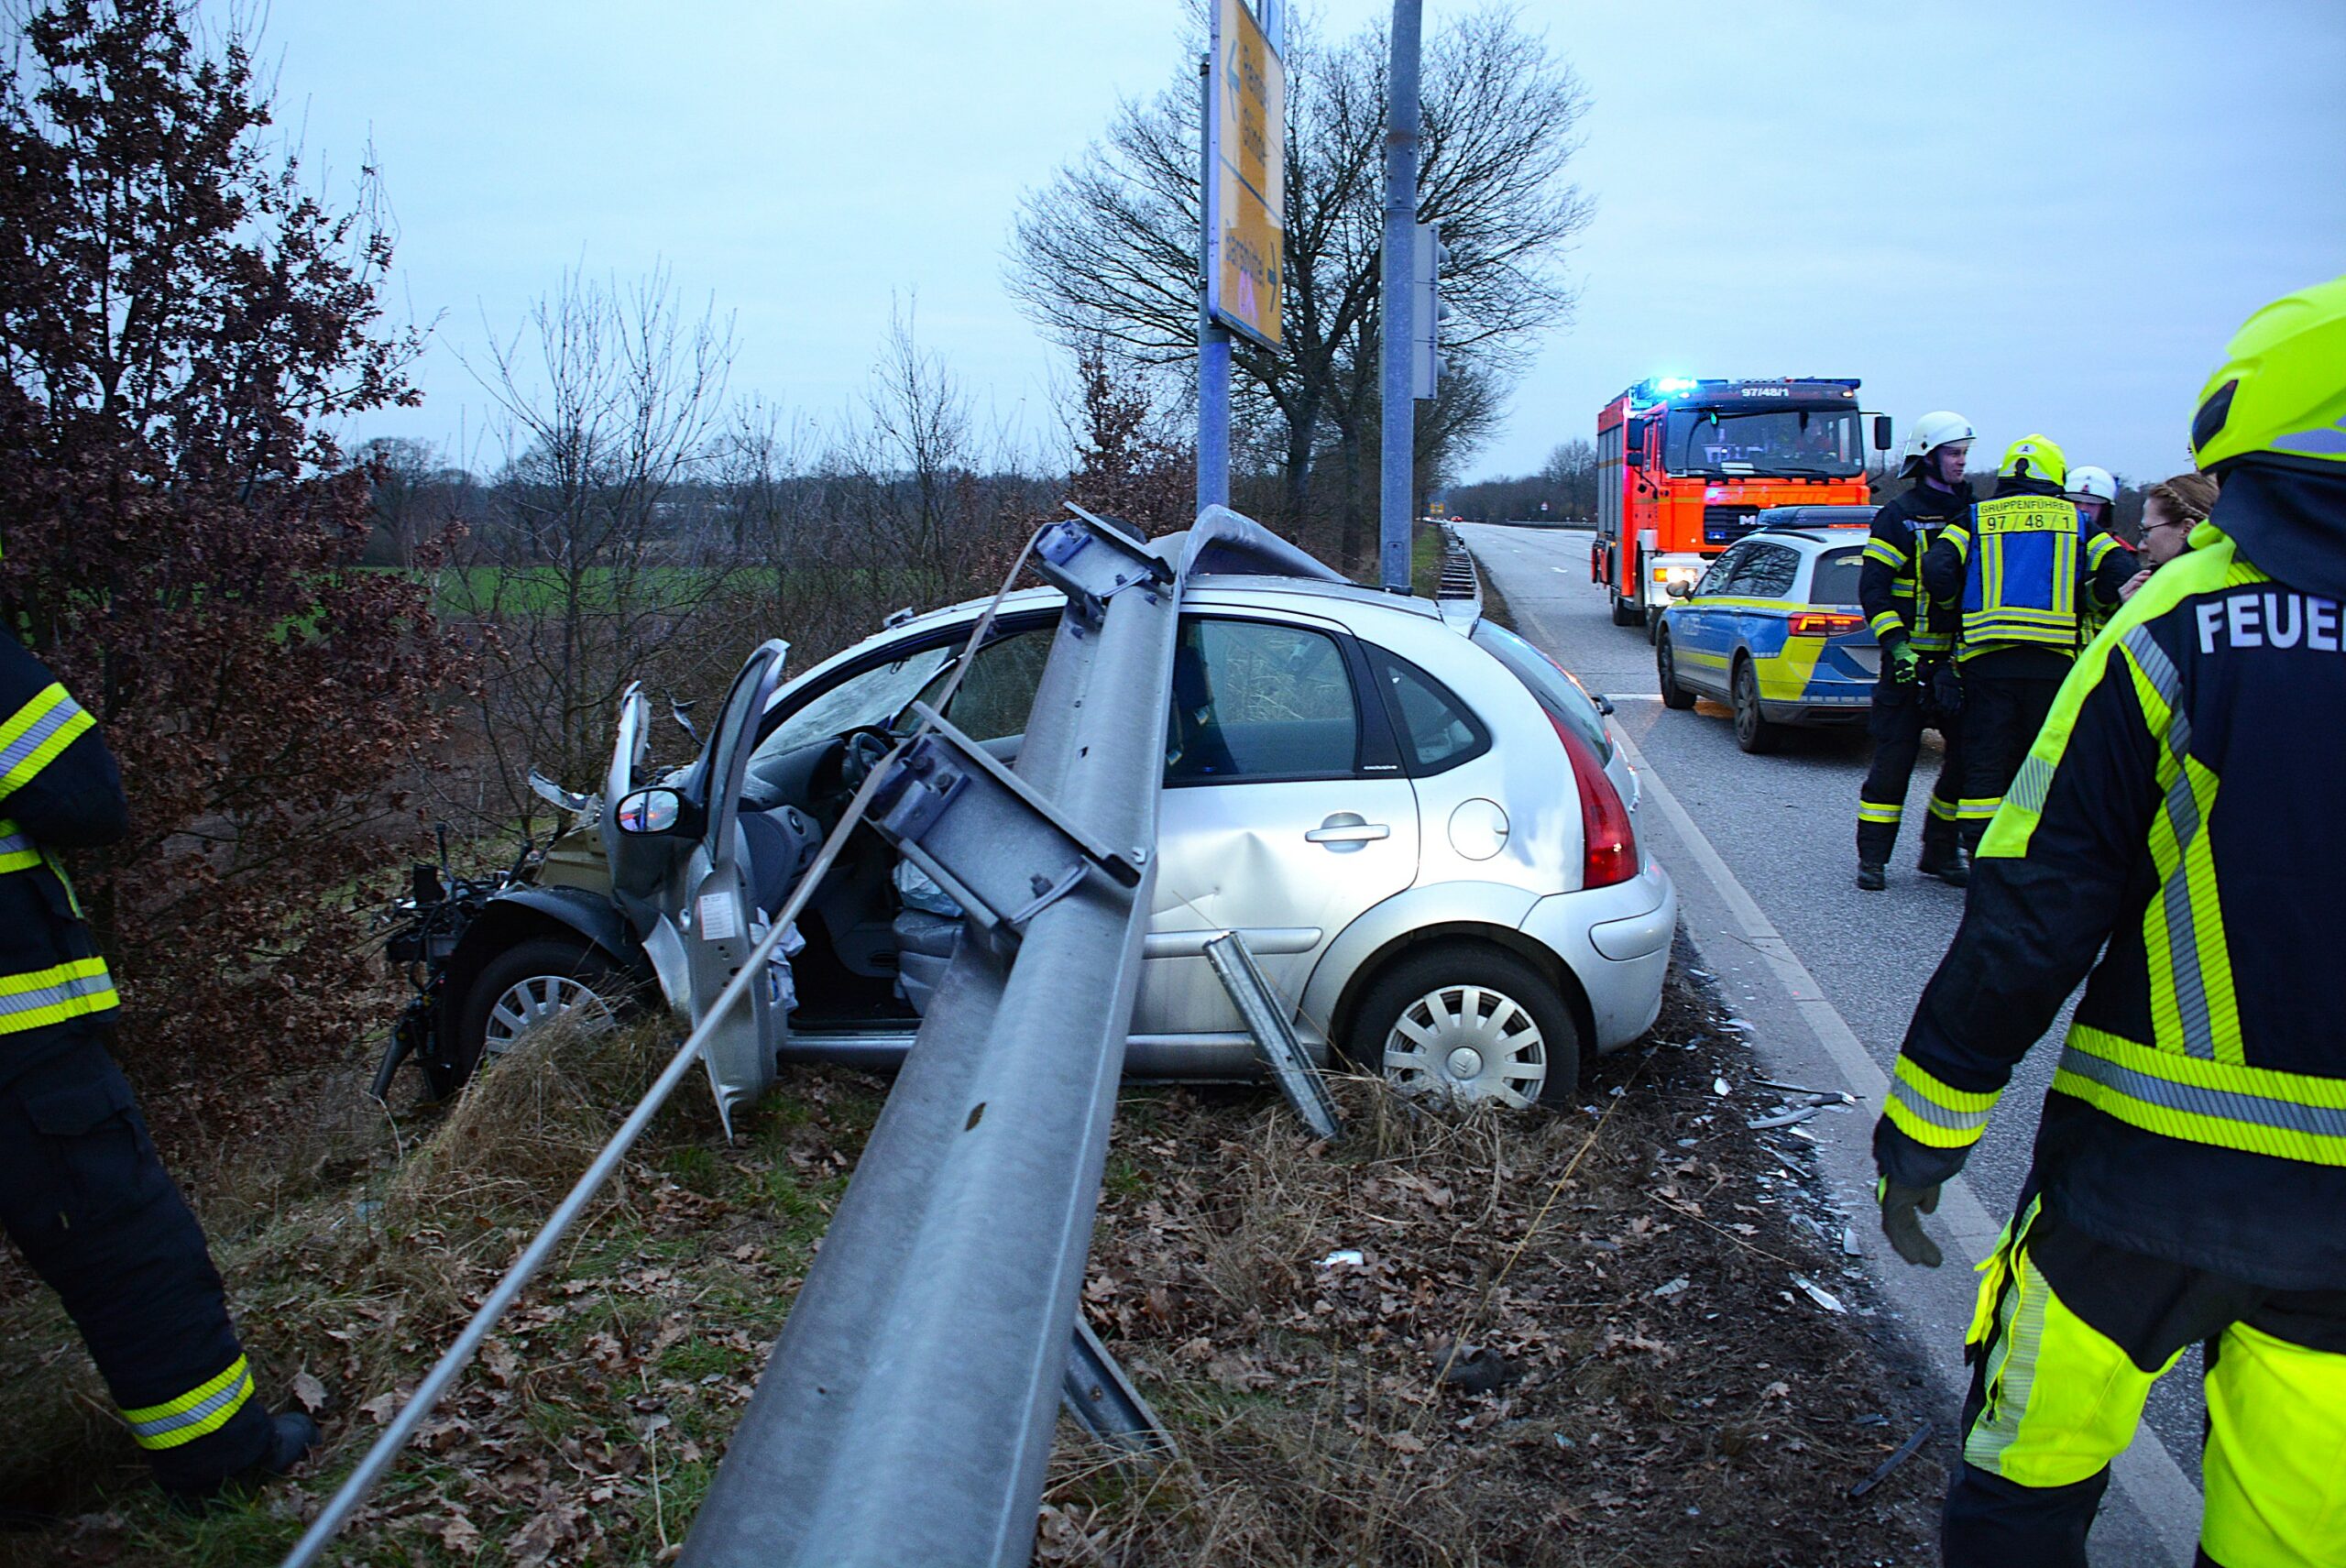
[418,572,1676,1113]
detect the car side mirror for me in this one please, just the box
[1873,415,1894,452]
[614,786,699,838]
[1665,579,1692,598]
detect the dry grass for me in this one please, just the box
[0,965,1942,1566]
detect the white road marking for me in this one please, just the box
[1607,718,2205,1564]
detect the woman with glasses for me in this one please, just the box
[2121,470,2220,600]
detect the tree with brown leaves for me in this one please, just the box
[0,0,463,1096]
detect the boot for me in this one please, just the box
[164,1410,319,1512]
[260,1411,320,1475]
[1920,844,1969,887]
[1856,861,1887,892]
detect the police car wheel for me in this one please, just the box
[1732,658,1782,754]
[1656,629,1698,711]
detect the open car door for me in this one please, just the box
[597,683,700,1017]
[685,641,790,1135]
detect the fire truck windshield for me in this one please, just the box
[1661,407,1866,478]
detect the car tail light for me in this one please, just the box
[1548,710,1638,890]
[1788,611,1865,637]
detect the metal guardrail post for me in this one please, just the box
[1060,1315,1175,1460]
[680,518,1191,1568]
[1205,931,1342,1140]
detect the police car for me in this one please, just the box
[1652,506,1880,753]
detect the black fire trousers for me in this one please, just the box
[1856,668,1965,865]
[1956,663,2066,852]
[0,1025,270,1493]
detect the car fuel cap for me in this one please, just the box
[1448,798,1509,861]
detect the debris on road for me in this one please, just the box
[1849,1420,1936,1499]
[1756,1079,1860,1104]
[1791,1273,1849,1315]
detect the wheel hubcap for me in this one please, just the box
[484,974,613,1058]
[1382,984,1547,1109]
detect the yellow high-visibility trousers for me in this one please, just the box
[1946,1198,2346,1568]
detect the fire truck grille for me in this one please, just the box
[1703,506,1761,544]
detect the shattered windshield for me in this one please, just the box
[1662,408,1865,478]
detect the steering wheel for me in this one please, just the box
[836,726,898,795]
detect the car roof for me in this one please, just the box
[780,572,1464,703]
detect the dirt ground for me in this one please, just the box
[0,953,1945,1566]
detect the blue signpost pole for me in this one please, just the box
[1196,52,1231,514]
[1378,0,1422,592]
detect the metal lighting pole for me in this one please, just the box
[1196,53,1231,513]
[1377,0,1423,592]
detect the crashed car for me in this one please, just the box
[377,555,1677,1118]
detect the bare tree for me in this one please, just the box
[451,266,740,824]
[1008,5,1592,565]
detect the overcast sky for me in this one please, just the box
[254,0,2344,488]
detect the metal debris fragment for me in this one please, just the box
[1849,1420,1935,1498]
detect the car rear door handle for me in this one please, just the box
[1305,815,1390,849]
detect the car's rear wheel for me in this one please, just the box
[1732,656,1782,754]
[1656,628,1697,710]
[1348,945,1581,1111]
[436,935,628,1099]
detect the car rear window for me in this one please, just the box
[1468,621,1611,761]
[1366,649,1489,774]
[1808,547,1863,607]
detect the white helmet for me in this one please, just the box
[2068,465,2118,504]
[1904,411,1976,473]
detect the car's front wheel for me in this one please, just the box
[1347,945,1581,1111]
[434,935,629,1100]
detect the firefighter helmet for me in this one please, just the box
[2191,274,2346,475]
[1902,411,1975,475]
[2068,465,2118,504]
[1999,434,2068,488]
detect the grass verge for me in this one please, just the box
[0,960,1940,1565]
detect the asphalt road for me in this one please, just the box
[1458,521,2208,1553]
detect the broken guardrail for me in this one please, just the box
[678,506,1339,1567]
[279,504,1340,1568]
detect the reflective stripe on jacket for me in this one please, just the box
[1858,485,1967,657]
[1880,490,2346,1289]
[0,640,126,1048]
[2077,530,2136,646]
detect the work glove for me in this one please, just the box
[1877,1177,1944,1268]
[1888,641,1921,685]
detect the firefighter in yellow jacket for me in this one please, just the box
[1875,277,2346,1565]
[0,619,316,1501]
[1922,437,2137,851]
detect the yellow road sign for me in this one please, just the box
[1208,0,1284,350]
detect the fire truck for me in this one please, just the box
[1591,378,1891,634]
